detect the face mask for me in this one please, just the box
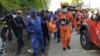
[13,15,17,18]
[28,15,31,18]
[62,8,67,12]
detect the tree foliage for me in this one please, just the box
[0,0,20,10]
[0,0,49,11]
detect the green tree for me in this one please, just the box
[20,0,49,11]
[0,0,20,11]
[0,0,49,11]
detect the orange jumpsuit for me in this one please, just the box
[58,11,77,48]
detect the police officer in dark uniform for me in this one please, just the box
[40,10,50,47]
[1,11,13,46]
[12,10,25,54]
[1,14,9,46]
[5,13,13,42]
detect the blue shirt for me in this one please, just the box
[26,16,43,34]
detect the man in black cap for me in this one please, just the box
[40,10,50,47]
[12,10,25,54]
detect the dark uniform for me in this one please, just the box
[41,10,50,47]
[12,14,25,53]
[6,15,13,42]
[1,14,14,46]
[1,17,8,46]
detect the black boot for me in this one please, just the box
[57,40,60,43]
[67,46,71,50]
[41,49,45,54]
[63,48,66,51]
[33,53,38,56]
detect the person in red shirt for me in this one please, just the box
[75,10,82,34]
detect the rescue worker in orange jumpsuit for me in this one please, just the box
[58,1,77,51]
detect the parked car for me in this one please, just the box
[79,14,100,50]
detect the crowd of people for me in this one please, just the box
[0,2,100,56]
[0,9,60,56]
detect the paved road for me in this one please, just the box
[48,32,100,56]
[0,31,100,56]
[0,25,2,34]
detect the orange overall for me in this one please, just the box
[58,11,77,48]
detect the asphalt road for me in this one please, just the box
[48,32,100,56]
[0,31,100,56]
